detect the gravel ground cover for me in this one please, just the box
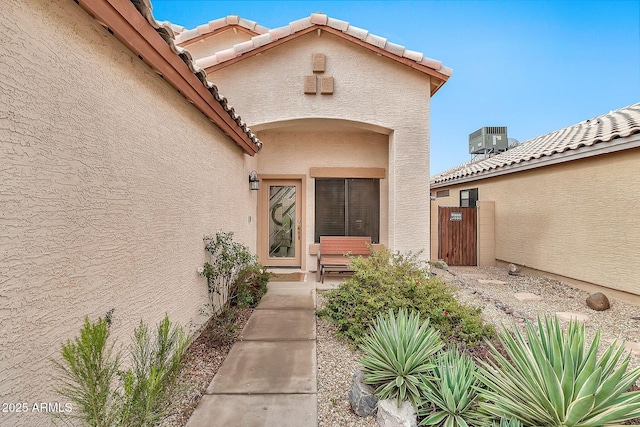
[163,266,640,426]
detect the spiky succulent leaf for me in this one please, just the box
[476,315,640,426]
[360,308,443,408]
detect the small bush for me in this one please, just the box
[360,308,443,408]
[52,317,120,427]
[233,263,271,308]
[418,347,488,426]
[477,315,640,426]
[52,314,189,427]
[318,247,493,346]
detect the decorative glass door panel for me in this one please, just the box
[269,185,296,258]
[259,179,302,267]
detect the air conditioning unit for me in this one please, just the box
[468,126,508,154]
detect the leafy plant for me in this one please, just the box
[53,314,189,427]
[318,247,493,346]
[492,419,523,427]
[360,308,444,408]
[52,317,121,427]
[233,263,271,308]
[200,231,257,312]
[476,315,640,426]
[418,347,488,426]
[119,315,189,426]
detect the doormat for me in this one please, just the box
[270,272,305,282]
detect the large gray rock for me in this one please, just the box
[349,369,378,417]
[377,399,417,427]
[586,292,610,311]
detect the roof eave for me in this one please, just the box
[76,0,260,156]
[430,132,640,189]
[202,26,450,96]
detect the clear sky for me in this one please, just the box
[151,0,640,175]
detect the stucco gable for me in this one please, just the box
[177,13,451,96]
[431,102,640,186]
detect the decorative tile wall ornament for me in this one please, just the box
[303,75,317,94]
[304,53,334,95]
[312,53,326,73]
[320,76,334,94]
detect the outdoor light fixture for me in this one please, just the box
[249,170,260,191]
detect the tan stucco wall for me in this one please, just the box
[257,129,389,268]
[430,148,640,295]
[182,28,253,59]
[0,1,256,424]
[205,30,432,258]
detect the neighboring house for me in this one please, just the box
[430,103,640,297]
[174,13,452,270]
[0,1,449,424]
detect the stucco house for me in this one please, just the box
[0,0,448,424]
[173,13,452,271]
[430,103,640,297]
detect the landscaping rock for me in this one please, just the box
[431,260,449,271]
[508,263,522,276]
[514,292,543,302]
[377,399,417,427]
[556,311,590,323]
[586,292,610,311]
[349,369,378,417]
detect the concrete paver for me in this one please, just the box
[186,394,317,427]
[257,292,314,309]
[187,280,318,426]
[239,309,315,340]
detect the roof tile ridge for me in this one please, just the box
[175,14,270,44]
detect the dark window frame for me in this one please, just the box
[314,178,380,243]
[460,187,478,207]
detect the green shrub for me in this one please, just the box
[200,231,256,312]
[52,317,121,427]
[318,247,493,346]
[360,308,443,408]
[492,419,523,427]
[233,263,271,308]
[418,347,488,426]
[477,315,640,426]
[119,315,189,426]
[53,314,189,427]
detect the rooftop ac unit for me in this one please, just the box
[469,126,508,154]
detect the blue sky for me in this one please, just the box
[152,1,640,174]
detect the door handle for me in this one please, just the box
[297,224,301,240]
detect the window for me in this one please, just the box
[460,188,478,207]
[315,178,380,243]
[436,189,450,198]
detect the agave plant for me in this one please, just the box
[418,347,488,426]
[360,307,444,408]
[492,418,523,427]
[476,315,640,426]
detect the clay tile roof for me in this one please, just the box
[181,13,452,82]
[130,0,262,151]
[174,15,269,44]
[431,102,640,186]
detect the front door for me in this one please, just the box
[259,179,302,267]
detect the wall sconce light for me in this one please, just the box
[249,170,260,191]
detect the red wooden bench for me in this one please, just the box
[316,236,372,283]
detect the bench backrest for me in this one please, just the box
[319,236,372,256]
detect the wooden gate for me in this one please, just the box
[438,207,477,266]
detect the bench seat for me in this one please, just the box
[316,236,372,283]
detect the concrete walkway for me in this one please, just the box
[186,278,318,427]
